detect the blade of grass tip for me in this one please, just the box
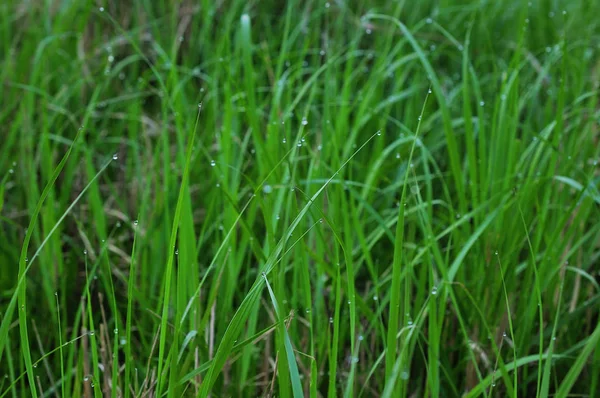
[6,129,83,396]
[156,104,202,394]
[517,204,544,397]
[84,253,102,398]
[496,252,517,395]
[328,246,342,398]
[386,88,431,383]
[263,274,304,398]
[125,216,140,398]
[540,277,564,398]
[55,293,64,398]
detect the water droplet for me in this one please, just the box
[400,371,409,380]
[112,153,118,160]
[376,130,382,136]
[210,160,216,167]
[428,88,432,94]
[175,249,178,255]
[366,29,372,34]
[133,220,138,226]
[347,300,351,305]
[320,49,326,56]
[552,336,556,341]
[494,251,498,255]
[8,168,13,174]
[492,382,496,387]
[108,55,114,63]
[301,117,308,126]
[373,295,378,301]
[84,249,88,255]
[319,218,324,224]
[431,287,438,295]
[114,328,119,334]
[33,363,37,368]
[329,317,333,323]
[502,331,507,337]
[325,2,330,8]
[282,138,287,144]
[84,376,89,381]
[480,101,485,106]
[90,331,95,336]
[262,184,273,194]
[99,7,104,12]
[418,116,422,121]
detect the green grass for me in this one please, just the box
[1,0,599,396]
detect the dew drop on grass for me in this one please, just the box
[426,18,433,24]
[175,249,178,255]
[503,331,507,337]
[358,335,364,341]
[301,117,308,126]
[262,184,273,194]
[112,153,118,160]
[8,169,13,174]
[99,7,104,12]
[428,88,432,93]
[431,287,438,295]
[376,130,381,136]
[329,317,333,323]
[83,249,87,255]
[210,160,216,167]
[133,220,138,226]
[325,2,330,8]
[366,29,372,34]
[373,295,378,301]
[282,138,286,144]
[480,101,485,106]
[114,328,119,334]
[108,55,114,63]
[400,371,409,380]
[89,331,95,336]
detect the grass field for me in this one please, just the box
[1,0,600,397]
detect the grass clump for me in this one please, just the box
[1,1,599,397]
